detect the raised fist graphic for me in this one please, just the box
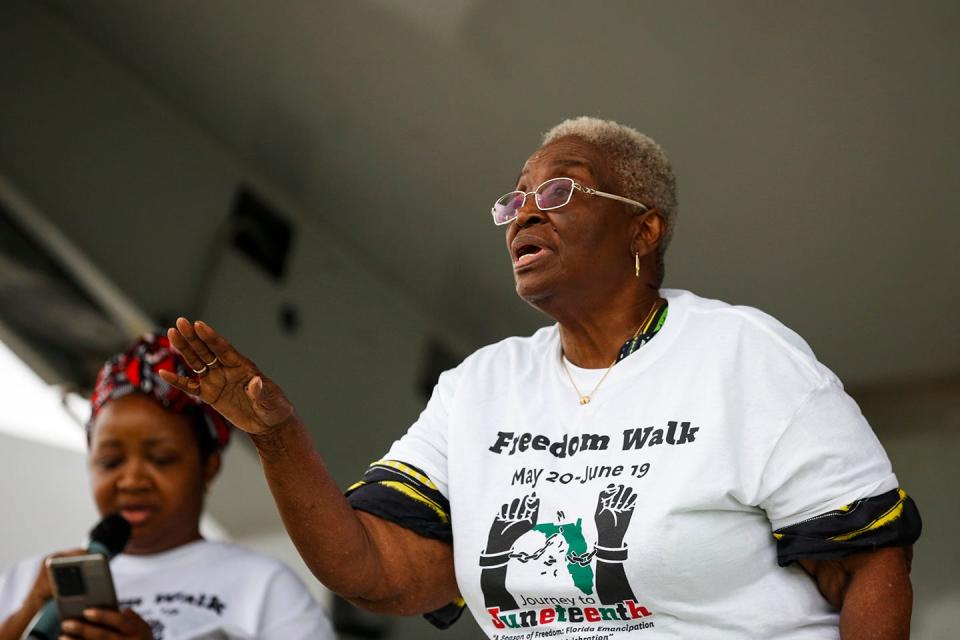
[594,484,637,547]
[485,493,540,554]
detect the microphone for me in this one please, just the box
[85,514,131,560]
[23,514,131,640]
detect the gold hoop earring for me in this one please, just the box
[635,252,640,278]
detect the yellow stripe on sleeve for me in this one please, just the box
[371,459,439,490]
[380,480,449,523]
[828,489,908,542]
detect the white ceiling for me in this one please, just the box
[43,0,959,387]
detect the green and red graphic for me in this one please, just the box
[479,484,651,631]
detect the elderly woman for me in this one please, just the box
[0,335,334,640]
[163,117,920,639]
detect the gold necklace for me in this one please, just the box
[561,299,661,406]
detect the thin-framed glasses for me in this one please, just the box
[491,177,648,226]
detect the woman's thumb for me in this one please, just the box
[245,376,263,402]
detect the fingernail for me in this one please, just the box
[61,620,77,631]
[83,608,99,619]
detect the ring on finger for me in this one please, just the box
[204,356,220,368]
[192,365,208,376]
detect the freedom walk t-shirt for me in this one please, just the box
[383,289,899,639]
[0,540,334,640]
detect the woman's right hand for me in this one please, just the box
[25,549,86,610]
[0,549,86,640]
[160,318,295,435]
[60,607,154,639]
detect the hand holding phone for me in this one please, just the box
[20,516,132,639]
[58,608,155,640]
[45,553,118,620]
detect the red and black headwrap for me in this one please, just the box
[88,333,231,453]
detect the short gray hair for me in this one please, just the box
[542,116,678,284]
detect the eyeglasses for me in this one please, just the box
[491,177,648,226]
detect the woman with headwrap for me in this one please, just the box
[0,334,335,640]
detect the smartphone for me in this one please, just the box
[45,554,118,620]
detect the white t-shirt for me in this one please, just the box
[386,289,897,639]
[0,540,335,640]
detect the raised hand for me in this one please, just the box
[594,484,637,547]
[485,493,540,554]
[160,318,294,435]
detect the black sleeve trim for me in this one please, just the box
[773,488,922,567]
[347,483,453,544]
[345,459,452,543]
[345,460,464,628]
[423,599,467,630]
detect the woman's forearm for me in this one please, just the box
[0,597,43,640]
[249,415,384,597]
[837,547,913,640]
[248,415,457,613]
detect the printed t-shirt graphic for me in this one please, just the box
[479,484,654,633]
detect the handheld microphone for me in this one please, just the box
[84,514,132,561]
[23,514,131,640]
